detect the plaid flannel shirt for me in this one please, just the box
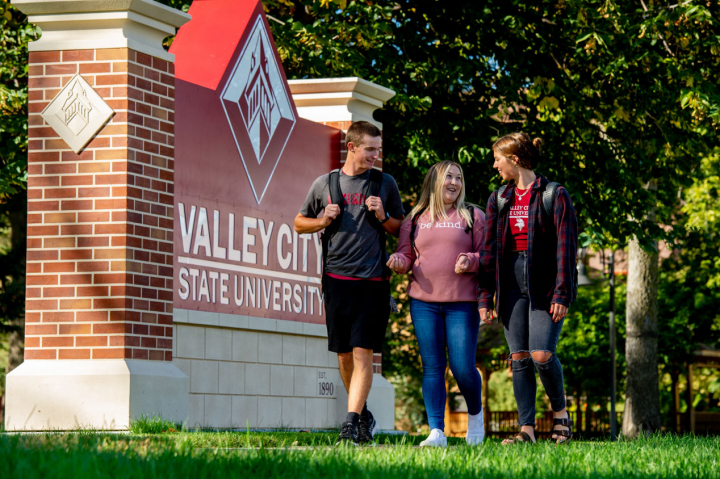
[477,174,578,312]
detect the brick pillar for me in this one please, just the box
[25,47,176,362]
[5,0,191,431]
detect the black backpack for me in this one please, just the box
[496,182,559,217]
[409,205,475,266]
[321,169,385,284]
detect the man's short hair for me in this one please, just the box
[346,121,381,147]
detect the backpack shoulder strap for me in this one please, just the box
[366,169,389,275]
[368,168,384,197]
[409,207,426,266]
[365,169,385,230]
[465,205,474,234]
[542,182,560,218]
[328,169,343,210]
[496,185,508,213]
[321,170,343,287]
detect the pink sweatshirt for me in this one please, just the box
[393,207,485,303]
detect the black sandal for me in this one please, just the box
[551,417,573,444]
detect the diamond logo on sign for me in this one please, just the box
[42,74,114,154]
[221,16,296,204]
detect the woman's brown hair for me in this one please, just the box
[492,132,543,170]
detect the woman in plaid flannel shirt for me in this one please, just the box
[478,132,578,444]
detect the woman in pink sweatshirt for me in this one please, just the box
[387,160,486,447]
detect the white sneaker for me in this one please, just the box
[419,428,447,447]
[466,411,485,445]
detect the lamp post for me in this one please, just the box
[607,251,617,441]
[576,248,617,441]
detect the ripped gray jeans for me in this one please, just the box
[500,251,566,427]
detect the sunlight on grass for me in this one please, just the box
[128,415,183,435]
[0,432,717,478]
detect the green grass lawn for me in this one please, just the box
[0,430,717,478]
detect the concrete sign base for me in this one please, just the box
[5,360,188,430]
[173,309,394,430]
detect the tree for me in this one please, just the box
[656,149,720,427]
[256,0,720,433]
[559,1,720,436]
[0,1,37,384]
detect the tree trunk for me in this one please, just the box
[622,237,661,437]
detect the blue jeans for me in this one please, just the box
[410,299,483,431]
[500,251,567,427]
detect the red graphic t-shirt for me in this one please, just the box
[509,187,530,251]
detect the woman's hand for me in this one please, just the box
[479,308,495,325]
[455,254,470,274]
[386,253,405,273]
[550,303,568,323]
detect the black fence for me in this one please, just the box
[485,410,625,438]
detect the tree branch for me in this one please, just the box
[550,52,572,81]
[639,0,675,57]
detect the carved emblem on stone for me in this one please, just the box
[240,41,278,163]
[221,16,296,204]
[42,74,114,153]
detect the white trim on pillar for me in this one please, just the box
[14,0,191,61]
[288,77,396,129]
[4,360,189,431]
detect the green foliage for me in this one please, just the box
[0,333,7,396]
[653,149,720,423]
[255,1,720,250]
[128,415,184,435]
[0,1,37,199]
[0,191,26,336]
[0,432,719,478]
[255,1,720,424]
[0,2,33,344]
[559,276,627,406]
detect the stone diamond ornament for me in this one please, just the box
[42,74,114,153]
[221,16,296,204]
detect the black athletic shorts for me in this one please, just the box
[324,274,391,353]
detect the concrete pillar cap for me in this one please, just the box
[14,0,191,62]
[288,77,396,129]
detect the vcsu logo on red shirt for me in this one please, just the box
[220,16,296,204]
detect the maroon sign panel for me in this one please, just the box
[171,0,340,324]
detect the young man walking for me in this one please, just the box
[295,121,404,445]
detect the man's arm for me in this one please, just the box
[294,203,340,234]
[381,215,404,237]
[364,195,403,237]
[294,213,328,235]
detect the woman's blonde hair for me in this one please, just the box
[408,160,474,226]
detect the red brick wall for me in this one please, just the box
[25,48,174,361]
